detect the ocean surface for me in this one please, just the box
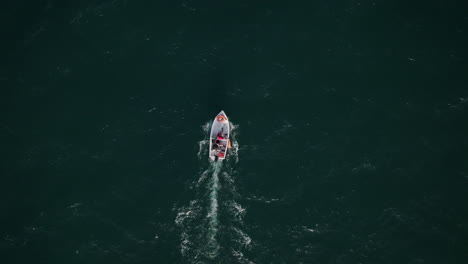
[1,1,468,263]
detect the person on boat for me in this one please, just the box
[212,139,220,148]
[216,132,224,140]
[214,140,224,150]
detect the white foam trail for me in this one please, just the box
[229,121,240,163]
[196,167,211,187]
[177,120,250,263]
[197,122,211,160]
[197,140,206,159]
[232,248,255,264]
[218,166,255,263]
[232,226,252,249]
[206,162,222,258]
[202,121,211,132]
[175,162,223,261]
[228,200,246,222]
[175,199,202,258]
[231,141,240,163]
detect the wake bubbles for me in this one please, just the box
[175,162,223,261]
[175,121,251,263]
[206,162,222,258]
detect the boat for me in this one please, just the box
[209,110,231,161]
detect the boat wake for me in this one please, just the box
[205,162,222,258]
[197,122,212,159]
[175,121,252,263]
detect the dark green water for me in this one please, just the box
[2,1,468,263]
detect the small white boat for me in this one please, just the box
[209,110,230,161]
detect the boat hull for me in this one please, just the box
[209,110,230,161]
